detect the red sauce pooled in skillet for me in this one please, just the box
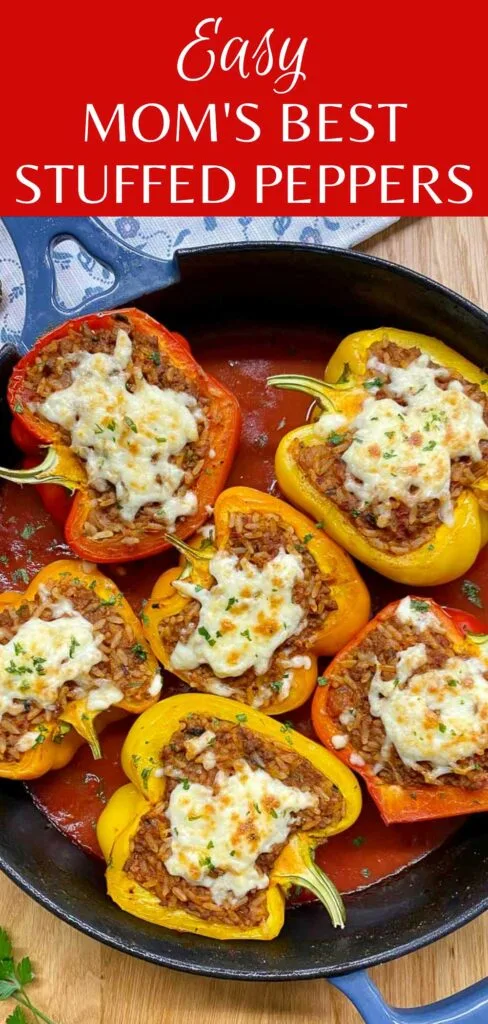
[2,323,483,896]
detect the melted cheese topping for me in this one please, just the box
[367,598,488,780]
[315,353,488,525]
[36,329,203,526]
[164,759,316,904]
[0,601,117,750]
[170,548,305,679]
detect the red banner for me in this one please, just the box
[2,1,485,214]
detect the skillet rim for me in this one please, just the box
[1,238,488,979]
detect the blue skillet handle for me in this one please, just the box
[3,216,178,352]
[330,969,488,1023]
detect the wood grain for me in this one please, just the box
[1,217,488,1024]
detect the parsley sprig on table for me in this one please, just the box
[0,928,59,1023]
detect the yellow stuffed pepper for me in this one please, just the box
[270,327,488,585]
[0,559,161,779]
[97,694,362,940]
[143,486,370,714]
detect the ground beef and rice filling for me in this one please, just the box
[21,315,210,547]
[0,577,158,762]
[157,512,337,710]
[125,714,343,926]
[294,341,488,553]
[326,599,488,790]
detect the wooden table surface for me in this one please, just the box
[1,216,488,1024]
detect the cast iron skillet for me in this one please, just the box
[1,218,488,1024]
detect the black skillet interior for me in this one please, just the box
[1,243,488,981]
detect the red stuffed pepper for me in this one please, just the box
[3,309,241,563]
[312,596,488,823]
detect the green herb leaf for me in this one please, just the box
[438,722,447,733]
[69,637,80,659]
[15,958,33,987]
[124,415,138,433]
[150,351,161,365]
[363,377,383,390]
[317,676,328,687]
[303,533,313,544]
[226,596,237,611]
[235,713,248,723]
[6,1007,29,1024]
[182,778,190,790]
[20,524,42,540]
[131,642,148,662]
[0,981,18,1000]
[240,629,252,641]
[198,626,216,646]
[410,598,430,613]
[461,579,483,608]
[327,432,346,446]
[352,836,365,848]
[12,569,29,586]
[0,928,13,960]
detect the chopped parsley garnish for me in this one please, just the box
[131,642,148,661]
[230,850,236,857]
[207,840,214,849]
[124,415,138,433]
[352,836,365,848]
[20,523,42,540]
[198,626,216,646]
[269,807,278,819]
[53,721,71,744]
[14,402,24,413]
[327,432,346,446]
[69,636,80,658]
[32,656,46,675]
[34,725,48,746]
[150,350,161,365]
[383,450,396,460]
[94,423,104,434]
[13,642,25,656]
[235,713,248,723]
[194,584,204,593]
[303,533,313,544]
[253,802,262,814]
[226,596,237,611]
[360,867,371,879]
[141,767,152,789]
[461,579,483,608]
[155,436,167,443]
[447,678,458,688]
[363,377,383,390]
[422,440,437,452]
[182,778,191,790]
[438,723,447,733]
[106,419,116,432]
[12,568,29,585]
[410,598,430,613]
[317,676,328,687]
[270,680,283,693]
[240,629,252,641]
[385,430,395,439]
[315,520,324,530]
[199,855,214,869]
[5,660,32,676]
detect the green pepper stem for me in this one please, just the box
[266,374,338,412]
[165,534,213,562]
[466,631,488,648]
[274,837,346,929]
[0,447,79,490]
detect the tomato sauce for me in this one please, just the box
[1,322,483,895]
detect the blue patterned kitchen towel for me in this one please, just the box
[0,215,398,347]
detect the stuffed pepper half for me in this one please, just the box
[97,694,362,940]
[2,309,241,562]
[270,327,488,585]
[143,487,370,714]
[312,594,488,823]
[0,560,160,779]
